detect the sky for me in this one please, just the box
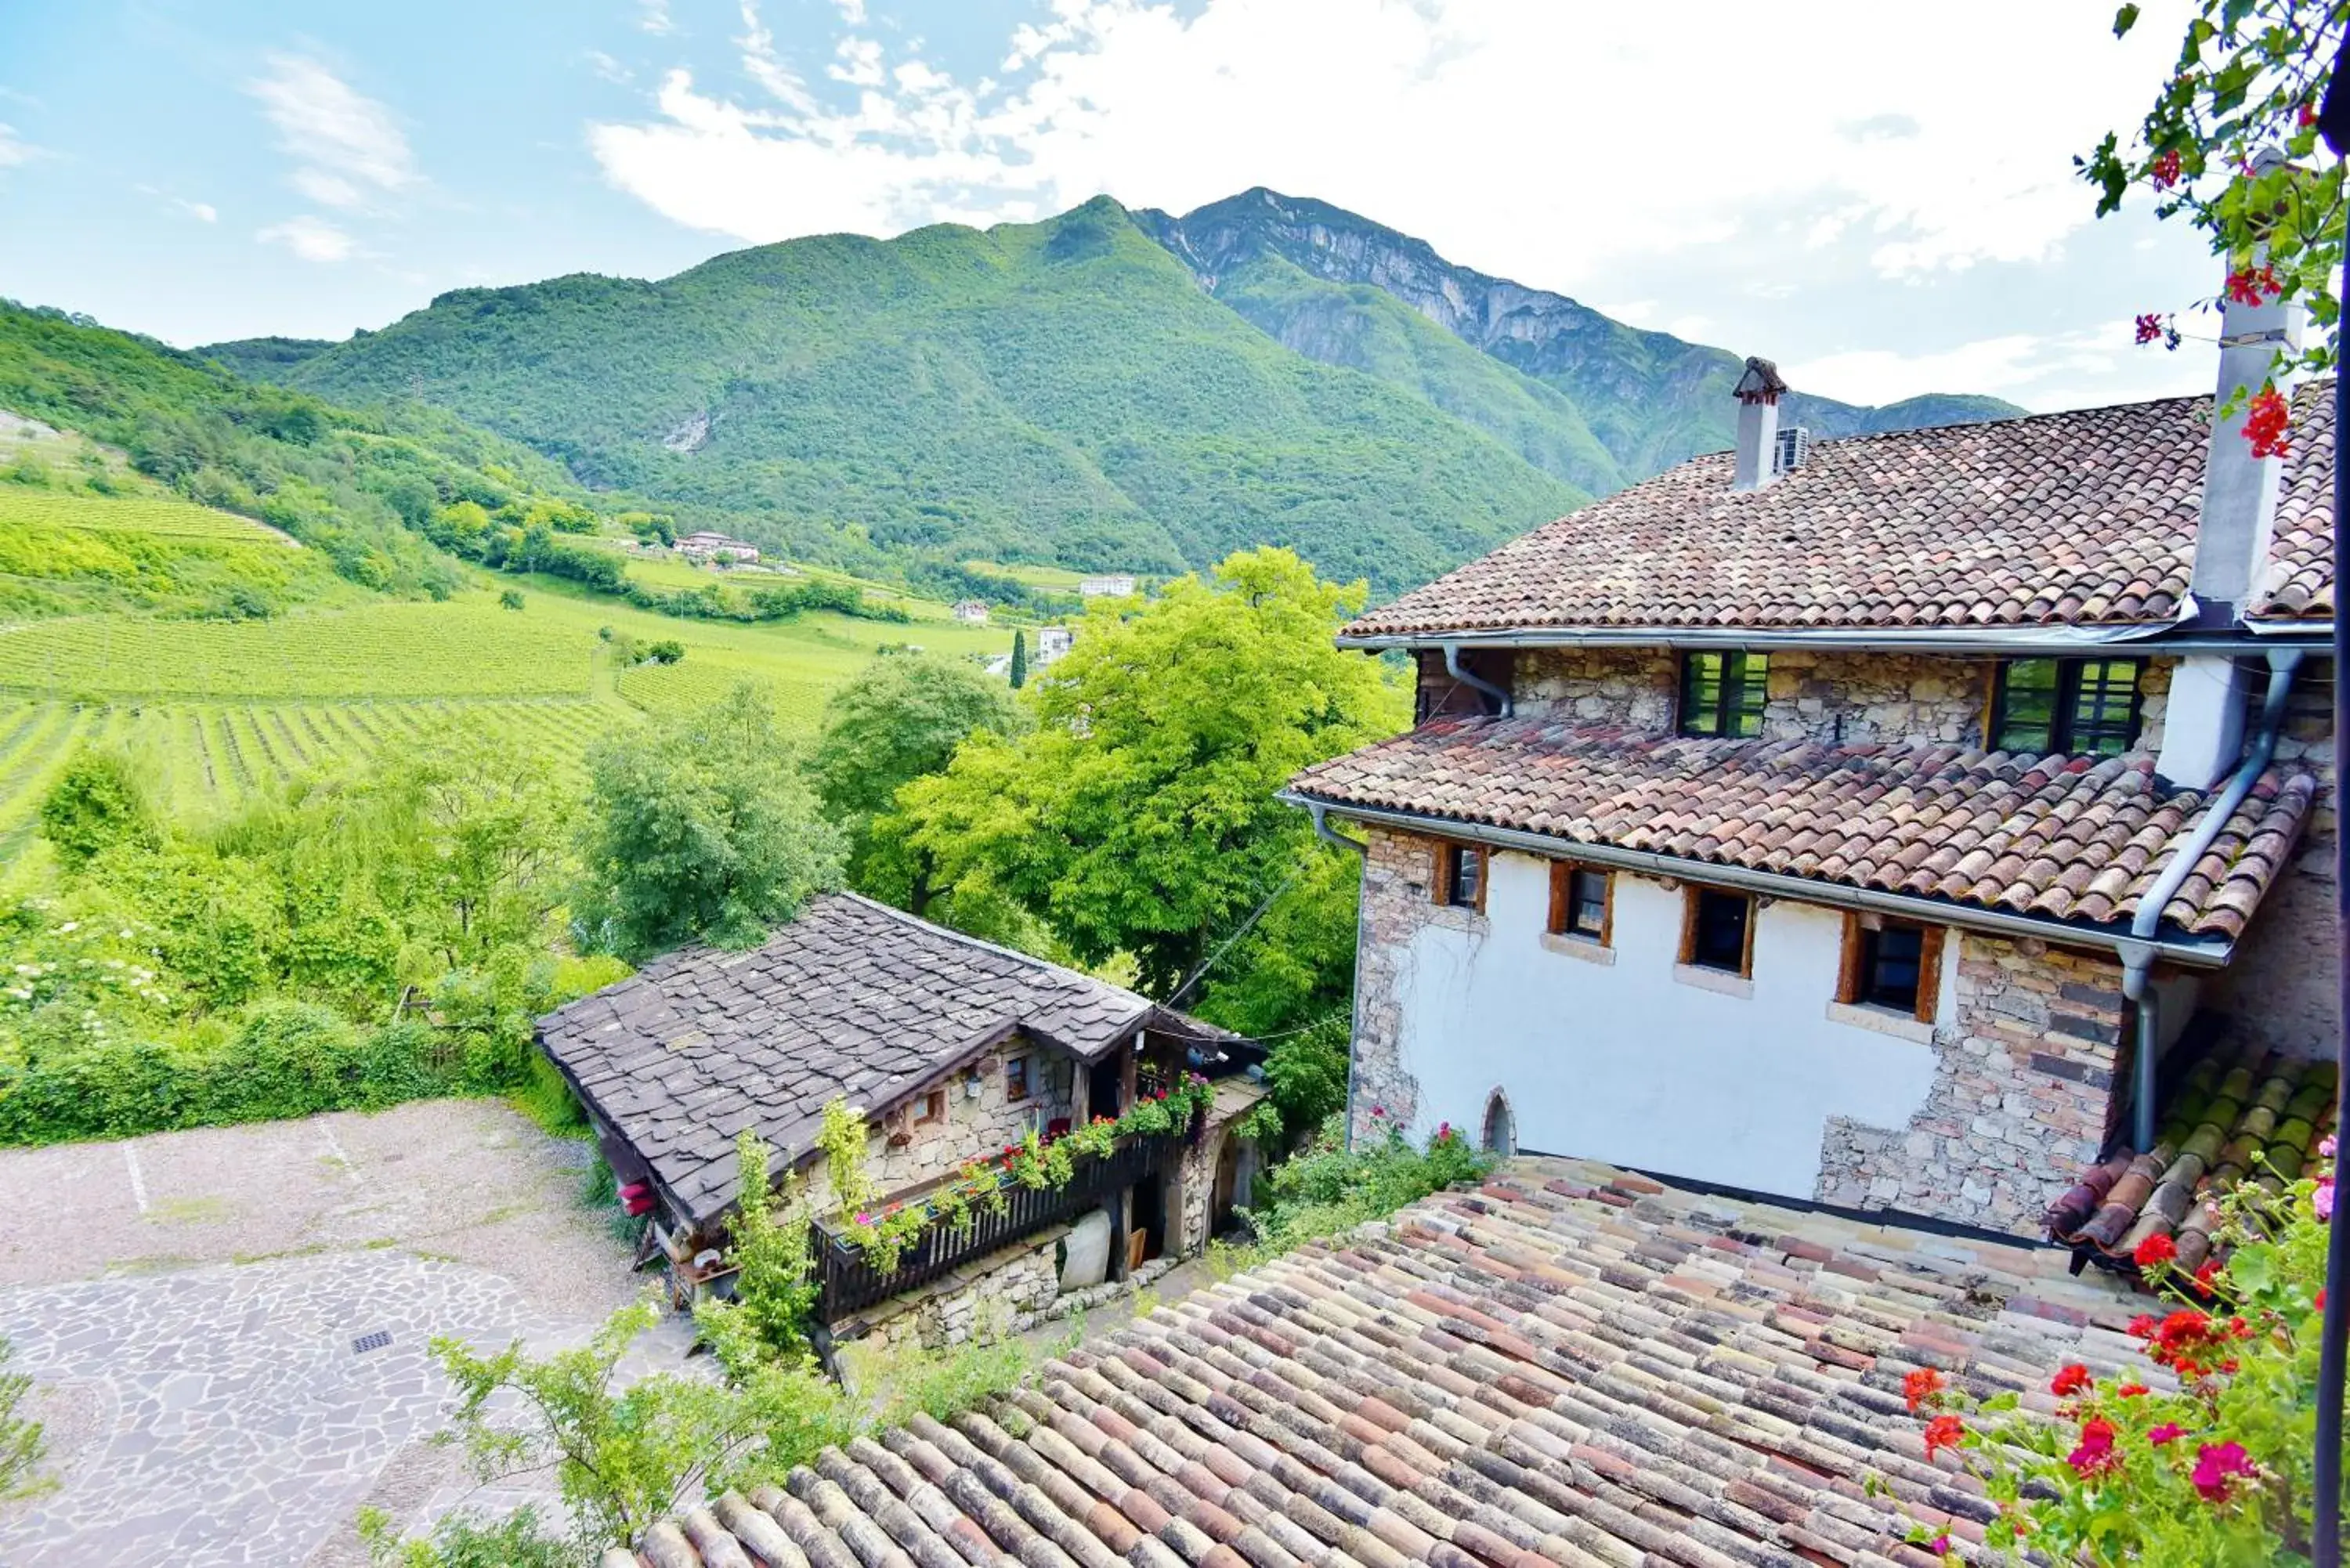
[0,0,2234,414]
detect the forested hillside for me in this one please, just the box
[1135,188,2025,482]
[239,200,1587,595]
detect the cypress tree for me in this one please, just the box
[1009,629,1028,688]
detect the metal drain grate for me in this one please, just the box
[351,1330,392,1354]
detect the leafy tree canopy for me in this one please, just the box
[577,684,847,958]
[891,547,1404,998]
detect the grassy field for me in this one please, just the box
[963,558,1092,591]
[0,487,291,542]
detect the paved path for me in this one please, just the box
[0,1100,678,1567]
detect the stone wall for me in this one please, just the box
[1814,934,2126,1233]
[841,1231,1065,1355]
[1508,646,2176,753]
[1347,826,1438,1144]
[805,1039,1081,1219]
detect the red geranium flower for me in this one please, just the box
[2134,312,2165,345]
[2050,1364,2093,1397]
[2117,1382,2149,1398]
[2133,1233,2178,1269]
[2127,1313,2159,1339]
[2149,1422,2186,1446]
[2193,1258,2223,1295]
[2067,1415,2120,1477]
[1922,1414,1965,1461]
[2225,264,2283,307]
[1904,1367,1945,1412]
[2150,148,2182,189]
[2246,381,2294,457]
[2192,1440,2256,1503]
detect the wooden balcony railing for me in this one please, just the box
[812,1130,1175,1321]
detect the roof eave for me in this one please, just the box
[1276,790,2240,970]
[1333,615,2234,656]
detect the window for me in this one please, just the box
[1838,916,1945,1023]
[1678,652,1770,738]
[1436,842,1486,911]
[1991,658,2145,757]
[916,1089,946,1125]
[1547,862,1611,942]
[1481,1091,1517,1156]
[1680,888,1754,976]
[1005,1055,1031,1104]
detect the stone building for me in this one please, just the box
[535,893,1262,1342]
[1285,292,2336,1242]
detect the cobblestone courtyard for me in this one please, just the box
[0,1100,674,1566]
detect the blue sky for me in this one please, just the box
[1,1,2231,413]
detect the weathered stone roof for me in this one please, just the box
[537,893,1233,1227]
[1340,383,2336,639]
[605,1155,2156,1568]
[1286,717,2314,941]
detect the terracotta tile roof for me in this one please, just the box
[2249,381,2338,622]
[606,1156,2157,1568]
[1286,717,2315,940]
[1342,385,2337,639]
[537,893,1233,1227]
[2047,1048,2338,1272]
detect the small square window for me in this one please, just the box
[1686,890,1752,975]
[1442,844,1484,909]
[916,1089,946,1125]
[1005,1056,1031,1104]
[1992,658,2143,757]
[1549,862,1611,941]
[1839,916,1943,1023]
[1678,652,1770,738]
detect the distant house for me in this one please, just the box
[677,529,760,564]
[535,894,1263,1341]
[1034,626,1075,667]
[1286,261,2337,1254]
[1079,574,1136,598]
[952,600,990,623]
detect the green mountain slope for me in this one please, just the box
[1134,189,2027,482]
[253,199,1587,594]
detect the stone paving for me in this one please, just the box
[0,1100,674,1567]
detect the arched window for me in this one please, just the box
[1481,1090,1516,1156]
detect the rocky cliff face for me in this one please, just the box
[1134,188,2023,486]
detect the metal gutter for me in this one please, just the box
[1275,790,2238,970]
[2246,616,2336,637]
[2118,648,2304,1151]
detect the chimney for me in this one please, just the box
[2157,151,2304,788]
[1731,357,1790,490]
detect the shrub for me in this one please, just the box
[497,588,525,611]
[38,749,158,867]
[359,1505,573,1568]
[1229,1115,1491,1260]
[0,1336,45,1503]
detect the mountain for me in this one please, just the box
[239,200,1587,595]
[1133,189,2024,483]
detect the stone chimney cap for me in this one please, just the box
[1733,357,1789,405]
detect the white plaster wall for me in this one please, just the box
[1389,851,1947,1198]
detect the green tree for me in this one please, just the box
[692,1130,819,1372]
[0,1336,45,1502]
[38,747,157,867]
[576,685,847,957]
[1008,628,1028,689]
[892,547,1403,997]
[810,655,1028,914]
[2087,1,2348,406]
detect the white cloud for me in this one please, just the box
[588,0,2186,293]
[257,215,358,262]
[0,122,37,168]
[248,54,418,210]
[639,0,676,34]
[177,198,219,222]
[587,50,633,85]
[1784,323,2171,407]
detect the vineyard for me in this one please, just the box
[0,692,626,856]
[0,487,291,543]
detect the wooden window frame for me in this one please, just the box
[1990,657,2146,757]
[1005,1054,1032,1104]
[1433,840,1488,913]
[1837,913,1945,1024]
[915,1088,947,1125]
[1676,651,1770,739]
[1679,887,1756,977]
[1546,860,1613,945]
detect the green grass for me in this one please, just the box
[0,483,360,623]
[963,559,1090,590]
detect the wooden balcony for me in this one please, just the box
[812,1129,1176,1321]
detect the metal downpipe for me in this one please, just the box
[1442,642,1513,717]
[2121,648,2303,1152]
